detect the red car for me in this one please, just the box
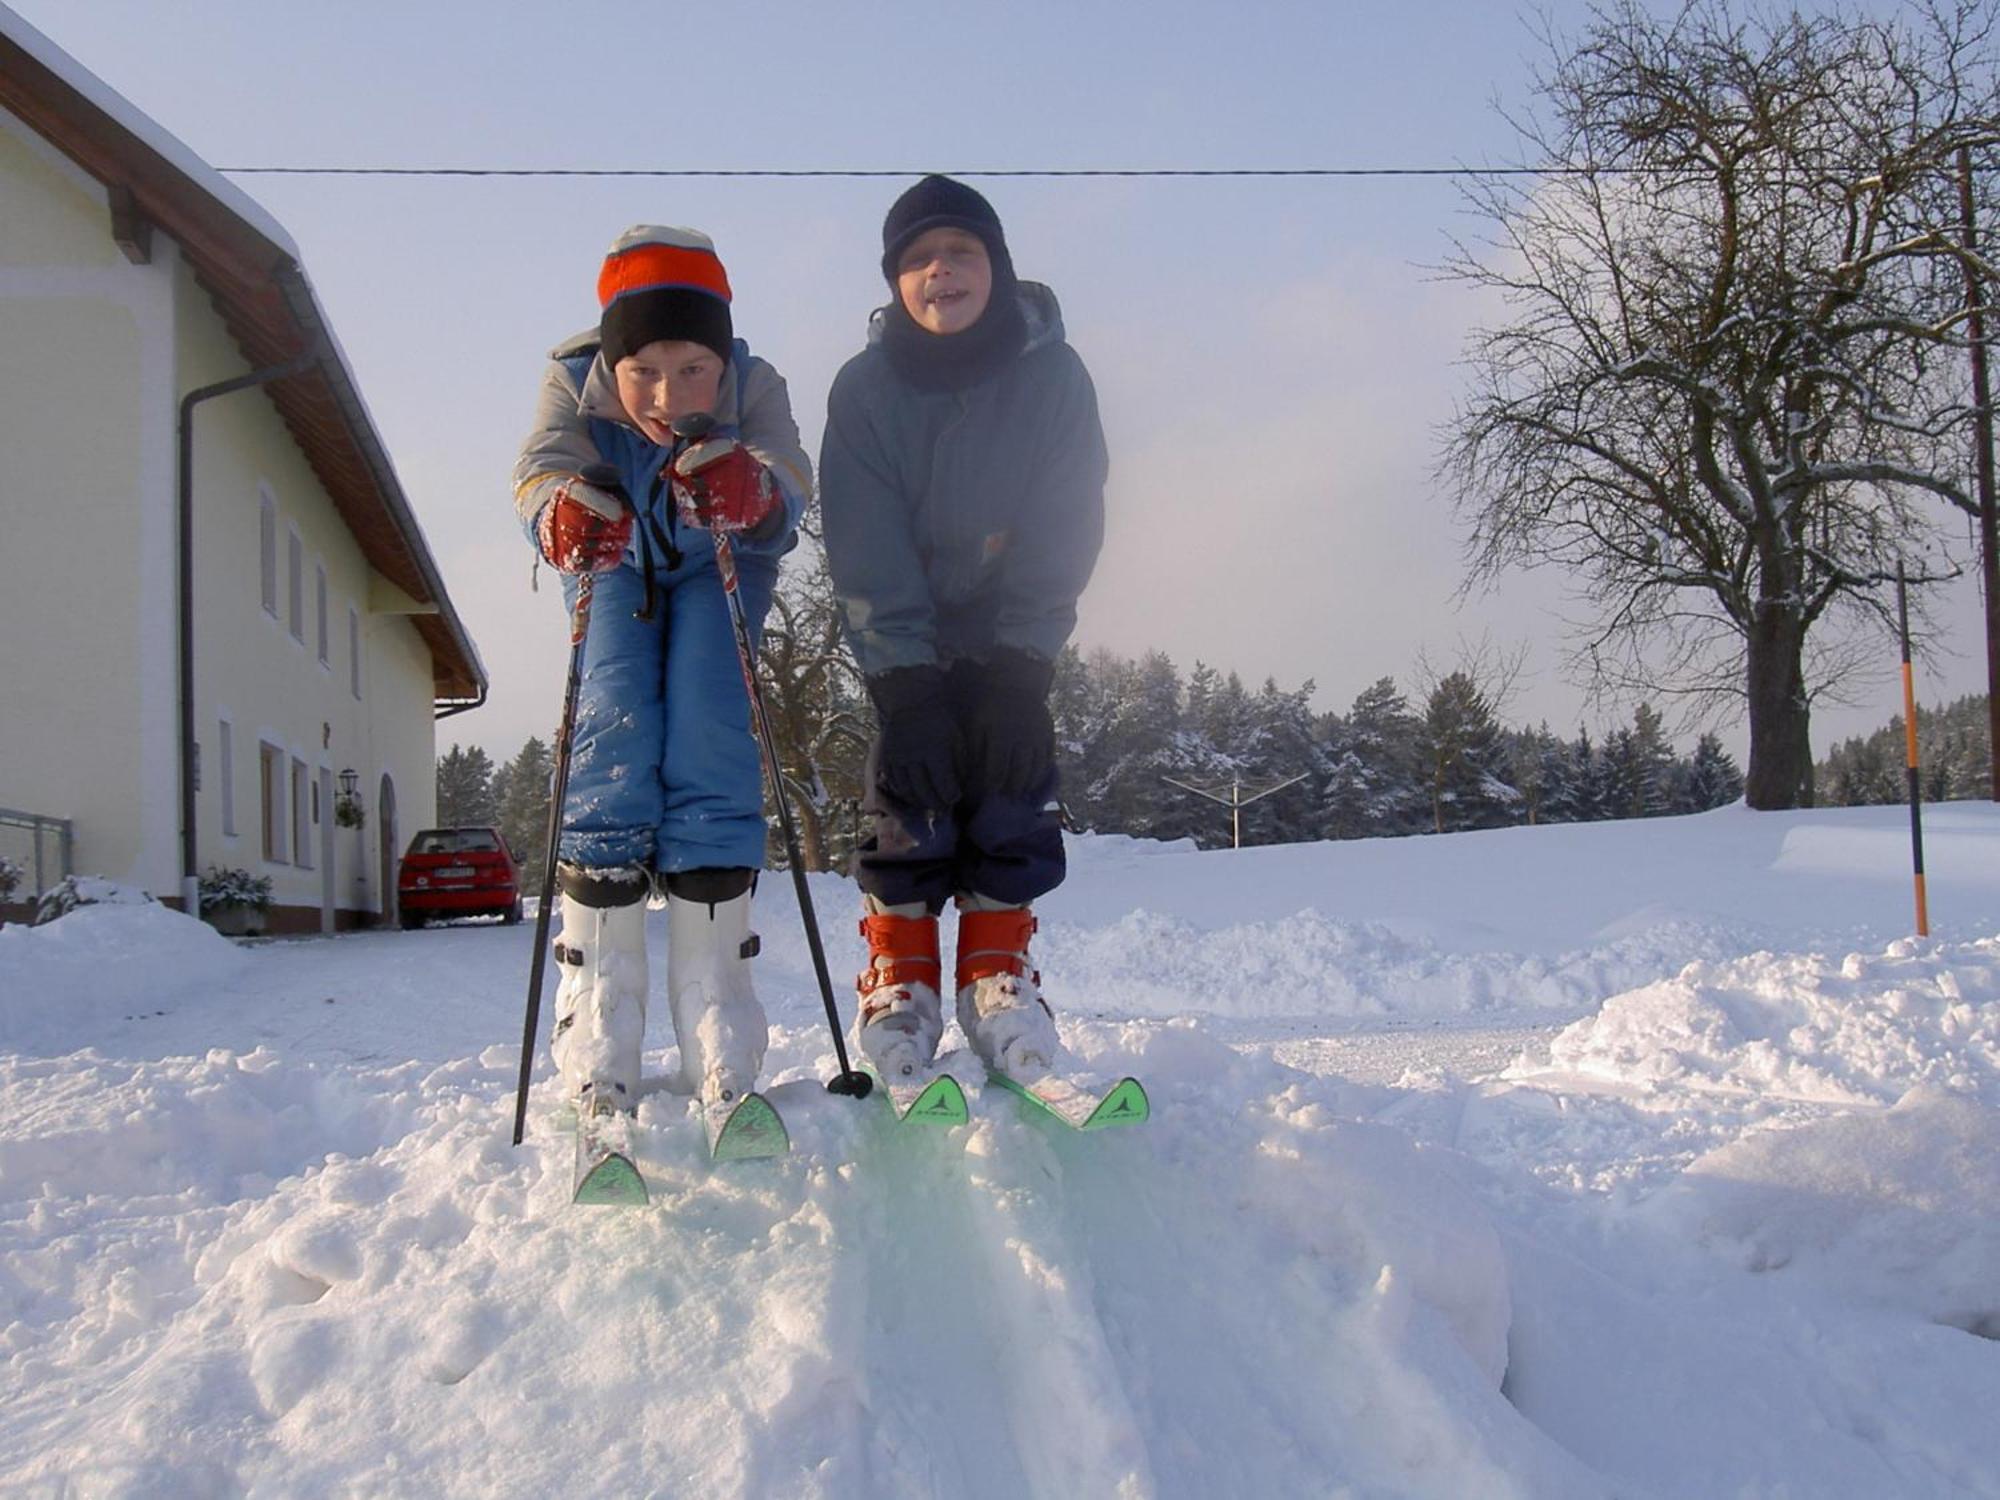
[397,827,523,928]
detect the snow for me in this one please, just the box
[4,802,1999,1497]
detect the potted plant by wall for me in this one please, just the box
[335,768,367,830]
[199,865,273,937]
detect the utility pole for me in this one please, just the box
[1162,772,1310,849]
[1957,146,2000,800]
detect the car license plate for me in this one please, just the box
[437,865,473,880]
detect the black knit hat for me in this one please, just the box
[880,174,1017,285]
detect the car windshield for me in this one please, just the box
[410,830,501,856]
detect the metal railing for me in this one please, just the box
[0,808,74,901]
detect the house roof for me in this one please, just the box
[0,3,486,706]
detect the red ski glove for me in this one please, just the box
[536,476,632,574]
[670,436,782,537]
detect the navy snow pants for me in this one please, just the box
[855,659,1065,912]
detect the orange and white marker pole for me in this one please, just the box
[1897,562,1930,937]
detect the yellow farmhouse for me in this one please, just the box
[0,5,485,933]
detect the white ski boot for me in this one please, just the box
[955,898,1058,1080]
[664,869,769,1108]
[551,864,651,1112]
[854,899,944,1081]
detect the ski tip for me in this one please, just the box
[899,1074,969,1126]
[707,1092,790,1162]
[1082,1077,1150,1130]
[573,1152,649,1206]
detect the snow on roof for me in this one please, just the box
[0,1,298,259]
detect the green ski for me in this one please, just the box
[705,1092,790,1162]
[988,1070,1149,1131]
[573,1102,649,1206]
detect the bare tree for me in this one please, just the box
[1442,0,2000,808]
[755,524,871,871]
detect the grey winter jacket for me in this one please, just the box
[818,283,1107,678]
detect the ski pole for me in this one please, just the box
[511,466,627,1146]
[1897,561,1930,937]
[672,413,872,1099]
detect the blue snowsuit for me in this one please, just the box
[513,335,808,874]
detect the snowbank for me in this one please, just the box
[1654,1085,2000,1335]
[0,901,249,1051]
[1523,934,2000,1105]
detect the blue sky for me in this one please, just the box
[16,0,1990,767]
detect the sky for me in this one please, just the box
[15,0,1994,771]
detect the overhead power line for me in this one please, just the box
[214,164,1594,179]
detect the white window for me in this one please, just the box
[348,604,362,700]
[259,493,278,618]
[291,756,313,870]
[218,718,236,837]
[261,741,288,863]
[287,528,304,641]
[316,564,329,665]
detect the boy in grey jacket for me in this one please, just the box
[819,176,1107,1083]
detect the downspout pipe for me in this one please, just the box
[177,341,321,916]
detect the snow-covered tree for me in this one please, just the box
[1333,677,1426,838]
[1683,732,1746,810]
[1416,671,1520,833]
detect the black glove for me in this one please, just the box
[965,649,1057,798]
[868,666,961,812]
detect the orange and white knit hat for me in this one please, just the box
[597,225,733,367]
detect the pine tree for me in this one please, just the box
[1337,678,1425,837]
[1571,728,1615,822]
[1813,695,1991,805]
[1510,723,1571,825]
[436,743,497,827]
[1240,676,1323,845]
[1627,704,1677,818]
[1416,671,1519,833]
[1165,665,1261,847]
[1598,726,1638,820]
[1113,651,1194,840]
[489,762,515,832]
[1684,732,1745,810]
[497,737,554,875]
[1317,714,1372,840]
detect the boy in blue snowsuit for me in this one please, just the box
[513,226,809,1114]
[819,177,1108,1082]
